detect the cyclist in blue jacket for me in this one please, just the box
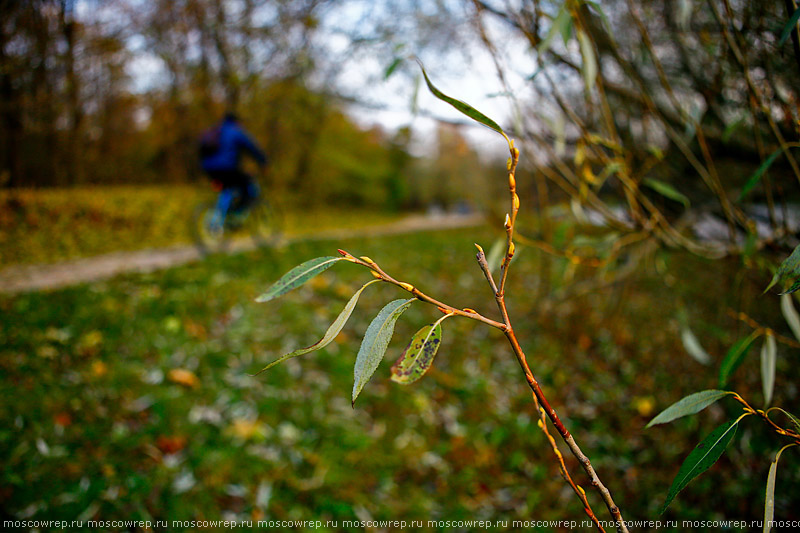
[200,112,267,222]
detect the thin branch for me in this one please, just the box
[531,391,606,533]
[337,250,507,331]
[726,308,800,349]
[502,326,629,533]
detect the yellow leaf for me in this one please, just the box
[633,396,655,417]
[168,368,199,388]
[228,419,266,441]
[582,163,597,184]
[92,361,108,377]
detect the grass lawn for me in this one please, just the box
[0,186,405,266]
[2,223,799,531]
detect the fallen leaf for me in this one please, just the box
[227,419,266,441]
[168,368,199,388]
[156,435,188,454]
[91,361,108,377]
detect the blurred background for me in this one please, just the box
[2,0,800,531]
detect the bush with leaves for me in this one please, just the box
[644,252,800,529]
[256,61,800,531]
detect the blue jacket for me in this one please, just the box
[201,118,267,172]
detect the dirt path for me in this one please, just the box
[0,213,485,294]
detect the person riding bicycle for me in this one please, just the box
[200,112,267,226]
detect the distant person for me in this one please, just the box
[199,112,267,218]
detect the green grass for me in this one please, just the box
[2,225,799,531]
[0,186,405,266]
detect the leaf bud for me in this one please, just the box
[360,256,376,265]
[398,282,415,292]
[337,249,356,261]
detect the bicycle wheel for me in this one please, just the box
[191,201,228,254]
[246,198,283,247]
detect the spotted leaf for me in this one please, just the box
[391,319,446,385]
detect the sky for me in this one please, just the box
[318,1,539,157]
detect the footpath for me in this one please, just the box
[0,213,484,294]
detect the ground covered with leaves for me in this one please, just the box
[2,223,799,531]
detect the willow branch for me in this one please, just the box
[336,250,506,331]
[531,391,606,533]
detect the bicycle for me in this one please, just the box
[191,179,282,254]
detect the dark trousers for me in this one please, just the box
[207,169,258,211]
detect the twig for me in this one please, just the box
[490,141,630,533]
[726,308,800,349]
[732,394,800,443]
[531,391,606,533]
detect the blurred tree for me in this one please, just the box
[425,124,490,211]
[0,0,435,212]
[463,0,800,226]
[346,0,800,244]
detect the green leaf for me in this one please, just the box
[764,444,797,533]
[646,390,733,428]
[779,7,800,46]
[741,144,800,202]
[766,243,800,294]
[583,0,612,32]
[784,278,800,295]
[538,4,572,54]
[352,298,415,405]
[718,330,761,387]
[659,418,742,514]
[416,60,506,137]
[722,116,745,143]
[779,409,800,434]
[391,315,450,384]
[577,29,597,91]
[760,333,777,407]
[680,327,711,366]
[781,293,800,342]
[740,149,783,201]
[253,280,380,375]
[384,57,403,80]
[256,256,342,303]
[675,0,692,30]
[642,178,690,208]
